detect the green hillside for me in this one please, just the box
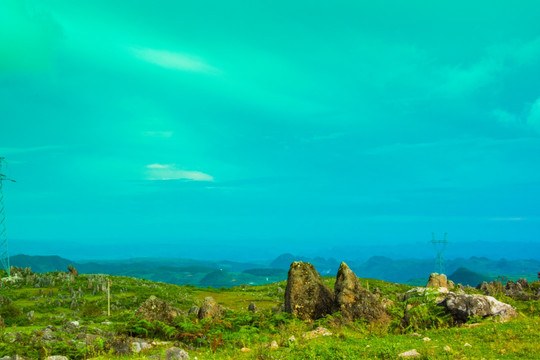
[0,266,539,359]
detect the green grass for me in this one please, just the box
[0,270,538,359]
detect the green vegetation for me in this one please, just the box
[0,269,538,359]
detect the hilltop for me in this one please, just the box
[0,263,539,359]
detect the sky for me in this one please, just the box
[1,0,540,260]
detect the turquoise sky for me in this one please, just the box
[1,0,540,259]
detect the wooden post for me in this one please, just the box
[107,279,111,317]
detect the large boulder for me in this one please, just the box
[198,297,223,319]
[136,296,180,324]
[438,293,517,323]
[284,262,335,320]
[426,273,448,289]
[334,262,387,322]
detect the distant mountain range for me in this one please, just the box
[9,253,539,288]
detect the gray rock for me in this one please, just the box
[284,261,335,320]
[4,332,22,343]
[198,297,223,319]
[248,302,258,313]
[334,262,387,322]
[438,293,517,323]
[45,356,69,360]
[187,306,199,315]
[165,346,190,359]
[136,296,180,324]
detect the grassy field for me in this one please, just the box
[0,270,539,359]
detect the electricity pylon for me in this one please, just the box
[431,232,448,274]
[0,157,15,277]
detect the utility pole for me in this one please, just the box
[431,232,448,274]
[0,157,15,277]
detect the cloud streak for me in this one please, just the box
[145,164,214,181]
[130,47,220,75]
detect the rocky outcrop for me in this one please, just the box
[334,262,387,322]
[284,262,336,320]
[404,287,449,303]
[198,297,223,319]
[67,265,79,277]
[426,273,448,289]
[438,293,517,323]
[165,347,190,359]
[136,296,180,324]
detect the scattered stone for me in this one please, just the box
[288,335,296,343]
[398,349,421,357]
[45,356,69,360]
[248,302,258,313]
[438,293,517,323]
[269,340,279,349]
[165,346,190,360]
[198,297,223,319]
[427,273,448,289]
[136,296,180,324]
[101,321,112,325]
[422,337,431,342]
[41,328,56,342]
[240,347,251,352]
[276,286,284,294]
[444,345,451,352]
[410,333,422,337]
[302,327,332,339]
[25,311,34,321]
[334,262,388,322]
[284,262,336,320]
[464,343,472,347]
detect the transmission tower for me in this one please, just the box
[0,157,15,277]
[431,232,448,274]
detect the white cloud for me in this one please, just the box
[130,47,220,75]
[145,163,214,181]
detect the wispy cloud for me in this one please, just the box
[130,47,220,75]
[0,145,65,155]
[145,164,214,181]
[526,97,540,133]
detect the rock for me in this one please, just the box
[241,347,251,352]
[110,337,132,355]
[404,287,449,303]
[269,340,279,349]
[477,281,504,296]
[516,278,529,289]
[136,296,180,324]
[302,326,332,339]
[426,273,448,289]
[288,335,296,343]
[284,262,336,320]
[398,349,420,357]
[276,287,284,294]
[422,337,431,342]
[26,311,34,321]
[464,343,472,347]
[165,346,190,360]
[41,328,56,342]
[63,321,79,334]
[132,342,142,353]
[187,306,199,315]
[334,262,388,322]
[68,264,79,277]
[444,345,451,352]
[45,357,69,360]
[248,302,258,313]
[438,293,517,323]
[198,297,223,319]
